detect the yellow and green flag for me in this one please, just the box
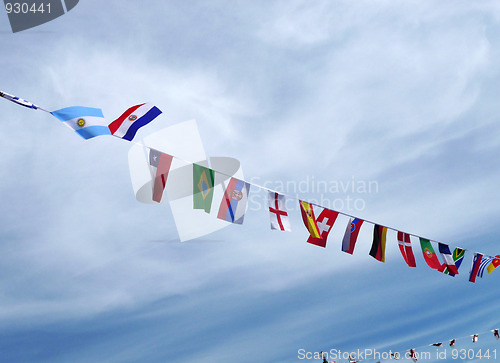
[193,164,215,213]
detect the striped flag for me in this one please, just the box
[487,255,500,274]
[397,232,416,267]
[268,192,291,232]
[341,217,364,254]
[370,224,387,262]
[299,201,321,239]
[443,248,465,276]
[51,106,111,139]
[109,103,162,141]
[217,177,250,224]
[469,253,483,283]
[0,90,40,110]
[149,148,173,203]
[438,243,459,276]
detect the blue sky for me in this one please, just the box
[1,1,500,362]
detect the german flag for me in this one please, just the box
[370,224,387,262]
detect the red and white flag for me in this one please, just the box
[398,232,417,267]
[109,103,162,141]
[307,208,339,248]
[267,191,291,232]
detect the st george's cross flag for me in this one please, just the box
[108,103,162,141]
[149,148,174,203]
[438,243,459,276]
[193,164,215,213]
[268,191,291,232]
[217,177,250,224]
[419,238,444,271]
[397,232,416,267]
[51,106,111,139]
[443,248,465,276]
[306,208,339,248]
[299,201,321,240]
[370,224,388,262]
[341,217,364,254]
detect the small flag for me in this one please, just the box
[370,224,387,262]
[493,329,499,340]
[438,243,459,276]
[430,342,442,347]
[391,352,400,360]
[341,217,364,254]
[299,201,321,239]
[443,248,465,276]
[469,253,484,283]
[449,339,455,347]
[108,103,162,141]
[478,255,494,278]
[268,191,291,232]
[408,349,418,362]
[0,90,40,110]
[397,232,416,267]
[306,208,339,248]
[217,177,250,224]
[420,238,444,271]
[51,106,111,139]
[193,164,215,213]
[149,148,173,203]
[487,255,500,274]
[472,334,479,343]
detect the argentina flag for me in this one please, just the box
[51,106,111,139]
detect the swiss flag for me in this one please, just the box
[306,208,339,248]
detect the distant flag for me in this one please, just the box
[408,349,418,362]
[469,253,483,283]
[306,208,339,248]
[370,224,388,262]
[193,164,215,213]
[0,90,42,110]
[449,339,455,347]
[478,255,495,278]
[472,334,479,343]
[420,238,444,271]
[149,148,173,203]
[430,342,442,347]
[267,191,291,232]
[108,103,162,141]
[438,243,459,276]
[397,232,416,267]
[299,201,321,240]
[487,255,500,274]
[341,217,364,254]
[443,248,465,276]
[51,106,111,139]
[493,329,499,340]
[391,352,400,360]
[217,177,250,224]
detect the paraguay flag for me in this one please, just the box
[217,177,250,224]
[108,103,162,141]
[51,106,111,139]
[341,217,364,254]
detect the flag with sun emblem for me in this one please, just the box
[51,106,111,139]
[108,103,162,141]
[217,177,250,224]
[193,163,215,213]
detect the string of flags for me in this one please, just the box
[2,90,500,285]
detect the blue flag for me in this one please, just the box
[51,106,111,139]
